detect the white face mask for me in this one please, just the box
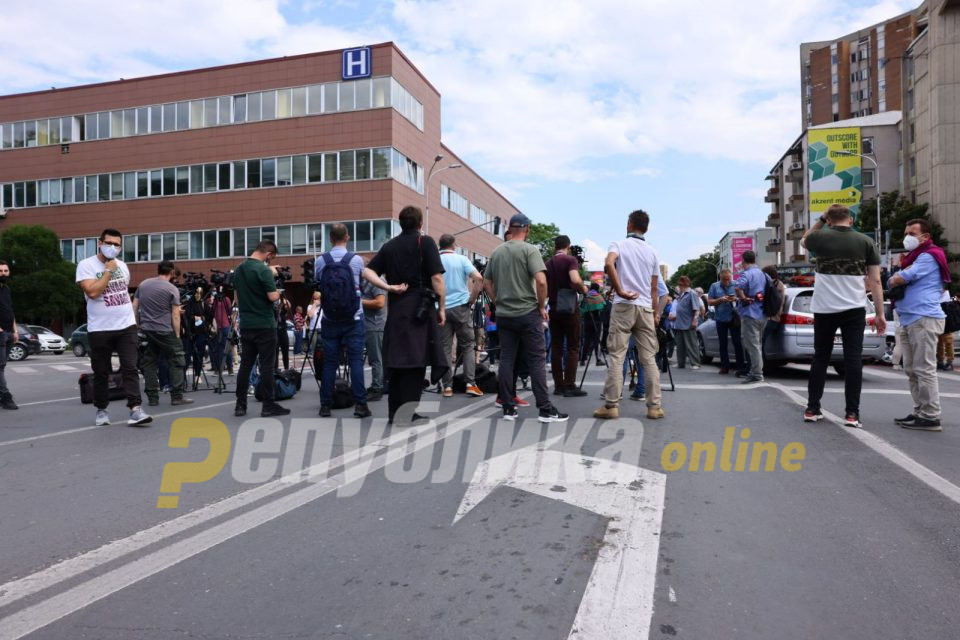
[902,235,921,251]
[100,244,120,260]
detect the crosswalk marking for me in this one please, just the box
[50,365,83,372]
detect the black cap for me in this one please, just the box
[508,213,531,228]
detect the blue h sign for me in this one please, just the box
[342,47,371,80]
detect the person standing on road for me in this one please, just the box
[363,206,446,425]
[76,229,152,427]
[670,276,703,370]
[936,290,955,371]
[438,234,485,398]
[133,260,193,408]
[593,209,664,420]
[361,277,386,402]
[800,204,886,428]
[886,219,949,431]
[546,235,589,397]
[761,265,787,356]
[0,260,20,410]
[292,305,305,356]
[232,240,290,418]
[483,213,568,423]
[707,269,745,375]
[210,290,234,375]
[734,250,768,384]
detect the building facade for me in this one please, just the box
[718,229,776,275]
[0,43,513,293]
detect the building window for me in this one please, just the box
[862,169,875,187]
[909,156,916,177]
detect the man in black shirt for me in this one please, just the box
[363,206,447,425]
[0,260,19,410]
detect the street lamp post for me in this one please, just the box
[836,150,881,250]
[424,154,462,235]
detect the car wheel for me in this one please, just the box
[833,363,846,378]
[72,343,87,357]
[7,343,28,361]
[698,334,713,364]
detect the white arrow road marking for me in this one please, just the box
[454,438,667,640]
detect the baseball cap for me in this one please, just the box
[508,213,531,228]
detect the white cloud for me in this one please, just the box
[631,167,662,178]
[580,238,608,272]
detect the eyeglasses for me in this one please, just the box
[101,241,121,248]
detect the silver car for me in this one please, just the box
[697,287,886,375]
[27,325,67,354]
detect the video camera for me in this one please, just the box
[209,269,234,289]
[177,271,209,304]
[302,258,316,288]
[570,245,586,266]
[274,265,292,291]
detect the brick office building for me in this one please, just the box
[0,42,513,297]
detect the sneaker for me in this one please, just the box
[894,413,917,425]
[234,403,246,417]
[843,413,862,428]
[741,375,763,384]
[128,407,153,427]
[465,384,484,397]
[366,388,383,402]
[803,409,824,422]
[261,402,290,417]
[539,406,569,423]
[593,405,619,419]
[563,388,588,397]
[319,405,331,417]
[442,387,454,398]
[502,406,519,421]
[147,397,160,407]
[944,364,955,372]
[514,396,530,407]
[353,403,372,418]
[691,365,701,370]
[646,407,665,419]
[899,417,942,431]
[171,397,195,406]
[630,394,645,402]
[95,410,111,426]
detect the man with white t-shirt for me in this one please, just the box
[594,209,664,420]
[76,229,152,427]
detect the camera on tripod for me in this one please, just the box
[178,272,209,303]
[570,245,586,266]
[301,258,316,288]
[209,269,234,289]
[274,266,292,291]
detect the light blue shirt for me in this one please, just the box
[708,281,737,323]
[896,253,946,327]
[735,266,767,321]
[672,290,702,330]
[440,251,477,308]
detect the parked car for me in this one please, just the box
[7,325,43,362]
[286,320,296,348]
[27,325,67,354]
[697,287,886,375]
[70,324,90,357]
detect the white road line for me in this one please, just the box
[768,383,960,507]
[0,395,517,614]
[668,586,677,603]
[0,400,505,640]
[11,366,37,374]
[17,397,82,407]
[49,365,82,372]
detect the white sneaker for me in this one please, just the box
[128,407,153,427]
[691,365,701,370]
[95,410,110,426]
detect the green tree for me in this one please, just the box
[0,224,84,325]
[857,191,956,257]
[525,222,562,263]
[670,249,720,292]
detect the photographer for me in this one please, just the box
[545,235,589,397]
[184,285,212,377]
[209,287,234,375]
[133,261,193,407]
[232,240,290,418]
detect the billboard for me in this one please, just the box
[807,127,862,221]
[730,236,754,276]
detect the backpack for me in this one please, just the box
[762,276,784,318]
[317,251,359,322]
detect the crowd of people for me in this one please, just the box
[0,203,955,434]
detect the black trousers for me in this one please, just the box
[498,311,550,410]
[236,328,277,404]
[387,367,426,422]
[276,323,290,370]
[88,325,142,410]
[807,308,865,415]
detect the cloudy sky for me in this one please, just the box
[0,0,916,271]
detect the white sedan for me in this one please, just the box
[27,325,67,354]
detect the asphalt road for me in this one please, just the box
[1,350,958,639]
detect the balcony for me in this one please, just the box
[765,213,781,228]
[789,192,805,201]
[790,253,806,263]
[767,237,782,248]
[787,226,806,241]
[764,187,781,203]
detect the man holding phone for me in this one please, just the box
[707,268,745,375]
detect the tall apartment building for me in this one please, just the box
[801,8,921,129]
[0,43,513,297]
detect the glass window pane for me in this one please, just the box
[292,87,307,116]
[262,158,276,187]
[308,154,323,182]
[190,100,204,129]
[190,166,203,193]
[25,121,37,146]
[277,225,292,255]
[260,226,275,243]
[204,98,218,127]
[232,161,246,189]
[111,111,123,138]
[62,116,75,142]
[204,230,217,259]
[2,123,11,148]
[355,149,371,180]
[233,228,245,257]
[339,150,355,181]
[97,112,110,139]
[307,85,323,115]
[163,168,176,195]
[61,178,74,204]
[162,103,176,132]
[292,225,307,254]
[292,155,307,184]
[355,78,371,110]
[37,119,49,146]
[373,77,389,108]
[15,182,25,207]
[136,171,149,198]
[307,224,323,253]
[112,173,124,199]
[49,179,61,204]
[124,172,136,199]
[340,82,355,111]
[261,91,276,120]
[276,88,291,118]
[218,230,231,257]
[86,175,98,201]
[150,170,162,196]
[138,234,149,262]
[176,166,189,194]
[277,156,292,186]
[247,159,261,188]
[38,180,49,206]
[13,121,25,147]
[247,92,261,121]
[190,231,203,259]
[150,234,162,261]
[2,184,11,209]
[49,118,61,144]
[150,105,162,132]
[86,238,98,262]
[204,164,217,192]
[323,84,338,112]
[136,107,149,135]
[75,177,86,203]
[163,233,175,260]
[219,96,231,125]
[354,220,372,252]
[98,174,110,201]
[176,232,189,260]
[373,147,391,178]
[176,101,190,130]
[123,109,135,136]
[233,95,247,123]
[218,163,230,190]
[324,153,338,181]
[246,227,260,255]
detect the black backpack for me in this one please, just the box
[762,276,784,318]
[317,252,359,322]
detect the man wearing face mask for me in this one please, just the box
[76,229,152,427]
[0,260,20,410]
[885,219,949,431]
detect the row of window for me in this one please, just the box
[62,219,401,265]
[440,183,493,230]
[1,76,423,150]
[2,147,423,210]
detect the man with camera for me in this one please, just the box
[232,240,290,418]
[133,260,193,407]
[76,229,152,427]
[545,235,589,397]
[315,223,370,418]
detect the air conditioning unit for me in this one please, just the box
[789,162,803,171]
[792,222,805,231]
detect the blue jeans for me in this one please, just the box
[320,318,367,407]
